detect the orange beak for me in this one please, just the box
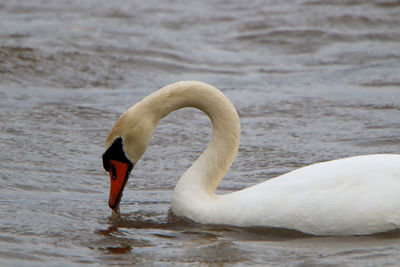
[108,159,132,210]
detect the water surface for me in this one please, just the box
[1,0,400,265]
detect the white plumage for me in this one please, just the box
[105,81,400,236]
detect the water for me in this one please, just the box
[1,0,400,265]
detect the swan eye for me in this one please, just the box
[111,165,117,181]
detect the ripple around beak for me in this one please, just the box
[111,207,121,220]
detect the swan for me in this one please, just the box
[102,81,400,236]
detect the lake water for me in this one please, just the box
[1,0,400,265]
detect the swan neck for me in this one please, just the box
[147,81,240,196]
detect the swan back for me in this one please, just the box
[205,154,400,235]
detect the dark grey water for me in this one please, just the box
[1,0,400,265]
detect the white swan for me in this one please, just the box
[102,81,400,236]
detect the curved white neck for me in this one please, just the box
[143,81,241,215]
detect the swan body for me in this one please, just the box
[103,81,400,236]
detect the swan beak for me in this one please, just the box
[108,159,133,210]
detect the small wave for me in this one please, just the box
[0,45,124,88]
[361,80,400,88]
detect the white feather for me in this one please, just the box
[105,81,400,236]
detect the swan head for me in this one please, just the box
[102,105,157,211]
